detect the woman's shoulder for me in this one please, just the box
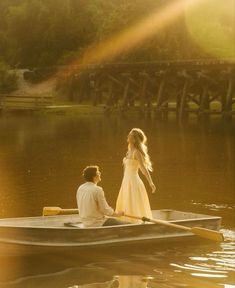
[133,149,144,161]
[133,149,141,157]
[126,149,137,159]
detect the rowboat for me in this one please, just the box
[0,209,222,256]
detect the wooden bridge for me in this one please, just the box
[1,60,234,117]
[60,60,235,118]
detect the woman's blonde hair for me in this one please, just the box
[129,128,153,171]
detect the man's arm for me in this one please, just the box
[96,188,114,216]
[96,188,124,217]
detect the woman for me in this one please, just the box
[116,128,156,222]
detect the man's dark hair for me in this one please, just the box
[83,165,99,182]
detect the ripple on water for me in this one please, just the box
[170,231,235,286]
[221,229,235,242]
[191,202,235,211]
[191,273,227,278]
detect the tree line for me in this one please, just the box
[0,0,233,92]
[2,0,232,69]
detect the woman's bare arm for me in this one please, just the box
[134,150,156,193]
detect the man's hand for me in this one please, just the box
[113,210,124,217]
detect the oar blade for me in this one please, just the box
[43,207,61,216]
[191,227,224,242]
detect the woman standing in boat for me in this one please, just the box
[116,128,156,222]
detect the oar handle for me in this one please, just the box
[61,209,78,214]
[124,213,190,231]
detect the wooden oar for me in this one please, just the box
[43,207,78,216]
[124,213,224,242]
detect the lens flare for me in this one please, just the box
[185,0,235,59]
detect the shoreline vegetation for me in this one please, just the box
[0,102,234,117]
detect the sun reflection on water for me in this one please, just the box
[170,230,235,286]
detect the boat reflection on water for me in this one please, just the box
[67,273,234,288]
[2,272,234,288]
[68,275,153,288]
[0,234,234,288]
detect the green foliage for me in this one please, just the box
[0,0,233,68]
[0,62,18,93]
[1,0,96,67]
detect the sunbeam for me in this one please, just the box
[18,0,205,94]
[57,0,204,78]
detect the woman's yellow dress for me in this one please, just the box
[116,156,152,223]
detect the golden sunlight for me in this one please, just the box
[185,0,235,59]
[20,0,205,94]
[57,0,205,78]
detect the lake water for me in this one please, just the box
[0,112,234,287]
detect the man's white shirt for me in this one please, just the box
[76,182,114,227]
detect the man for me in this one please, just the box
[76,165,126,227]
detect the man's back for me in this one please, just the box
[76,182,114,227]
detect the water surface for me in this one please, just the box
[0,113,234,287]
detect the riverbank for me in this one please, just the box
[1,101,234,119]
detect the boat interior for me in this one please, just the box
[0,210,221,228]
